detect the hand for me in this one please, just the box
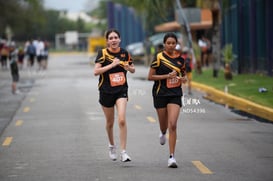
[111,57,120,68]
[168,70,177,78]
[123,62,129,71]
[180,76,187,84]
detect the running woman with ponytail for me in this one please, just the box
[148,32,187,168]
[94,29,135,162]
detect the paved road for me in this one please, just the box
[0,53,272,181]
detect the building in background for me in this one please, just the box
[106,2,145,48]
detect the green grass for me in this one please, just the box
[192,68,273,109]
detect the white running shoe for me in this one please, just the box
[159,133,166,145]
[108,145,117,161]
[168,157,178,168]
[120,151,131,162]
[12,90,22,95]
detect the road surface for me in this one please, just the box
[0,53,272,181]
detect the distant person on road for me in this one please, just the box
[9,43,20,94]
[198,35,211,67]
[35,39,45,70]
[175,44,192,95]
[93,29,135,162]
[17,47,25,70]
[43,40,50,69]
[0,42,9,70]
[147,32,187,168]
[182,46,193,95]
[26,40,36,68]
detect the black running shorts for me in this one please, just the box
[99,91,128,107]
[153,96,182,108]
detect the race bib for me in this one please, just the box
[166,77,181,88]
[109,72,126,87]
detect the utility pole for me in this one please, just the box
[175,0,196,65]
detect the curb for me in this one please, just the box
[192,81,273,122]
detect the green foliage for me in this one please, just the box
[109,0,175,34]
[0,0,201,42]
[87,0,197,35]
[222,44,235,64]
[0,0,45,40]
[88,1,107,20]
[0,0,99,41]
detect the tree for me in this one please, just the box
[42,10,61,41]
[76,18,85,32]
[114,0,175,35]
[87,0,177,35]
[0,0,47,40]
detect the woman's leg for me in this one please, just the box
[115,98,128,151]
[102,106,115,145]
[156,108,168,134]
[167,103,180,155]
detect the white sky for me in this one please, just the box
[44,0,99,12]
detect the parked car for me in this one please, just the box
[126,32,185,63]
[149,33,166,46]
[126,41,145,62]
[149,32,183,46]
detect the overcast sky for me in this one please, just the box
[44,0,99,12]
